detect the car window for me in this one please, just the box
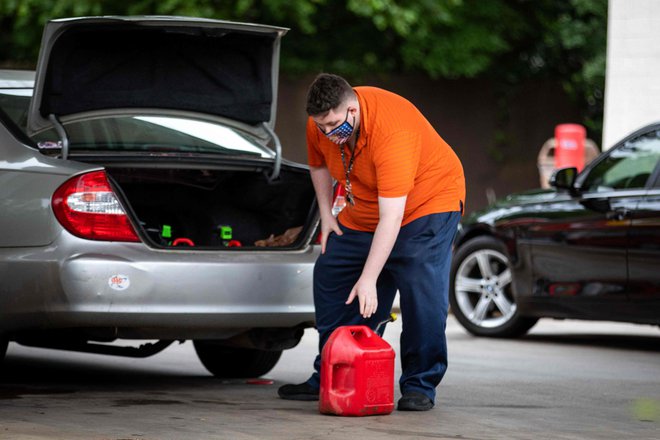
[32,115,271,158]
[0,89,37,146]
[0,89,31,131]
[580,129,660,192]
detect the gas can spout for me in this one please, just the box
[375,313,397,334]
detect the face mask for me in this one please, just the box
[323,109,354,144]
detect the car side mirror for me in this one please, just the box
[549,167,578,191]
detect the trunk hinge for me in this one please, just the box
[262,122,281,182]
[48,114,70,160]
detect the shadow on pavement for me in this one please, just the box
[0,351,241,400]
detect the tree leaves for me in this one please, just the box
[0,0,606,132]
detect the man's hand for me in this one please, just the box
[320,214,343,254]
[309,165,343,254]
[346,276,378,318]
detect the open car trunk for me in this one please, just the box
[105,165,317,250]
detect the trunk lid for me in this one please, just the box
[27,16,287,139]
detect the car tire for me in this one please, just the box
[193,341,282,378]
[450,236,538,337]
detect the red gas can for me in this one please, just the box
[555,123,587,171]
[319,325,395,416]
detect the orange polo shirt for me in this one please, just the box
[307,86,465,232]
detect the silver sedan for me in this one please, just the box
[0,16,325,377]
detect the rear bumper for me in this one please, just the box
[0,232,319,337]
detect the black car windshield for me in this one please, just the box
[581,129,660,192]
[31,115,270,158]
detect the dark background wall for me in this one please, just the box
[274,75,583,214]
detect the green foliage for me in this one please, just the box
[347,0,523,78]
[0,0,606,134]
[515,0,608,134]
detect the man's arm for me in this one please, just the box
[310,165,343,253]
[346,195,406,318]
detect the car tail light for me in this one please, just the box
[315,184,347,244]
[52,170,140,242]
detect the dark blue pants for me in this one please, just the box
[306,211,461,402]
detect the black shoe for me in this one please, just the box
[278,382,319,401]
[397,392,434,411]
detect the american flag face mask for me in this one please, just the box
[322,109,355,144]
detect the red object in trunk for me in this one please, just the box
[172,238,195,246]
[319,325,395,417]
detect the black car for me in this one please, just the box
[449,123,660,337]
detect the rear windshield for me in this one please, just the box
[0,89,271,158]
[33,115,271,158]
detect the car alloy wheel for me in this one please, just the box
[449,236,537,337]
[456,247,515,327]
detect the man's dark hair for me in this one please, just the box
[306,73,355,116]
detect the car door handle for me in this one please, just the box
[606,208,631,221]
